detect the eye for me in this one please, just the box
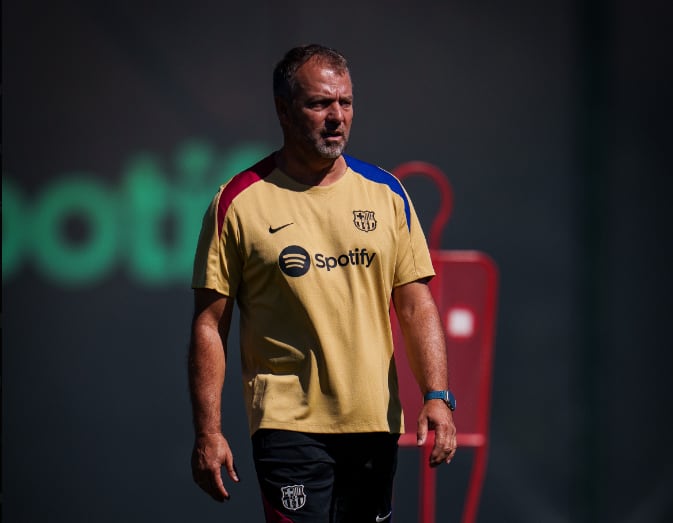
[307,99,328,110]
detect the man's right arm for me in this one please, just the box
[188,288,239,501]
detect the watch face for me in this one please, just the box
[446,391,456,410]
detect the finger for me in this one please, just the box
[430,425,451,466]
[444,423,458,464]
[440,441,458,465]
[224,455,240,483]
[210,467,230,501]
[417,416,428,446]
[193,468,226,502]
[430,445,447,467]
[431,447,453,466]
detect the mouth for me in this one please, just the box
[322,130,344,141]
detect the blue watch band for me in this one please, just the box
[424,390,456,410]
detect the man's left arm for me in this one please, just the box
[392,279,457,467]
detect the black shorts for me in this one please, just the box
[252,429,400,523]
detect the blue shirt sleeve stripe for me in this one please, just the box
[344,155,411,230]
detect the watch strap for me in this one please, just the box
[423,390,456,410]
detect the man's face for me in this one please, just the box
[280,58,354,159]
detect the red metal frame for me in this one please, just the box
[392,162,499,523]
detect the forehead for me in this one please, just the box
[294,57,352,95]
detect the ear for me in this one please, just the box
[274,96,290,127]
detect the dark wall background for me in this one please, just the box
[3,1,672,522]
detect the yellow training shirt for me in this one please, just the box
[192,154,435,435]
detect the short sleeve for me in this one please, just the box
[392,187,435,287]
[191,187,242,297]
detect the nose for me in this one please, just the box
[326,101,344,123]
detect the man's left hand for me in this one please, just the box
[416,400,457,466]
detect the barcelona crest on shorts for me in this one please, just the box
[281,484,306,511]
[353,210,377,232]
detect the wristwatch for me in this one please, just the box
[424,390,456,411]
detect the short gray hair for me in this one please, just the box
[273,44,349,101]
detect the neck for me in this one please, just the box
[275,148,347,186]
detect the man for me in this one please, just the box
[189,44,457,523]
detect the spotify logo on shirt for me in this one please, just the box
[279,245,377,278]
[279,246,312,277]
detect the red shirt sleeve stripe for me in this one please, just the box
[217,154,276,236]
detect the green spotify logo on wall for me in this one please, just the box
[2,140,267,287]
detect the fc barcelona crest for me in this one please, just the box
[281,484,306,511]
[353,210,377,232]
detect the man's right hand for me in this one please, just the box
[191,433,239,501]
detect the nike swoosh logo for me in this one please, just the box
[375,511,392,522]
[269,223,294,234]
